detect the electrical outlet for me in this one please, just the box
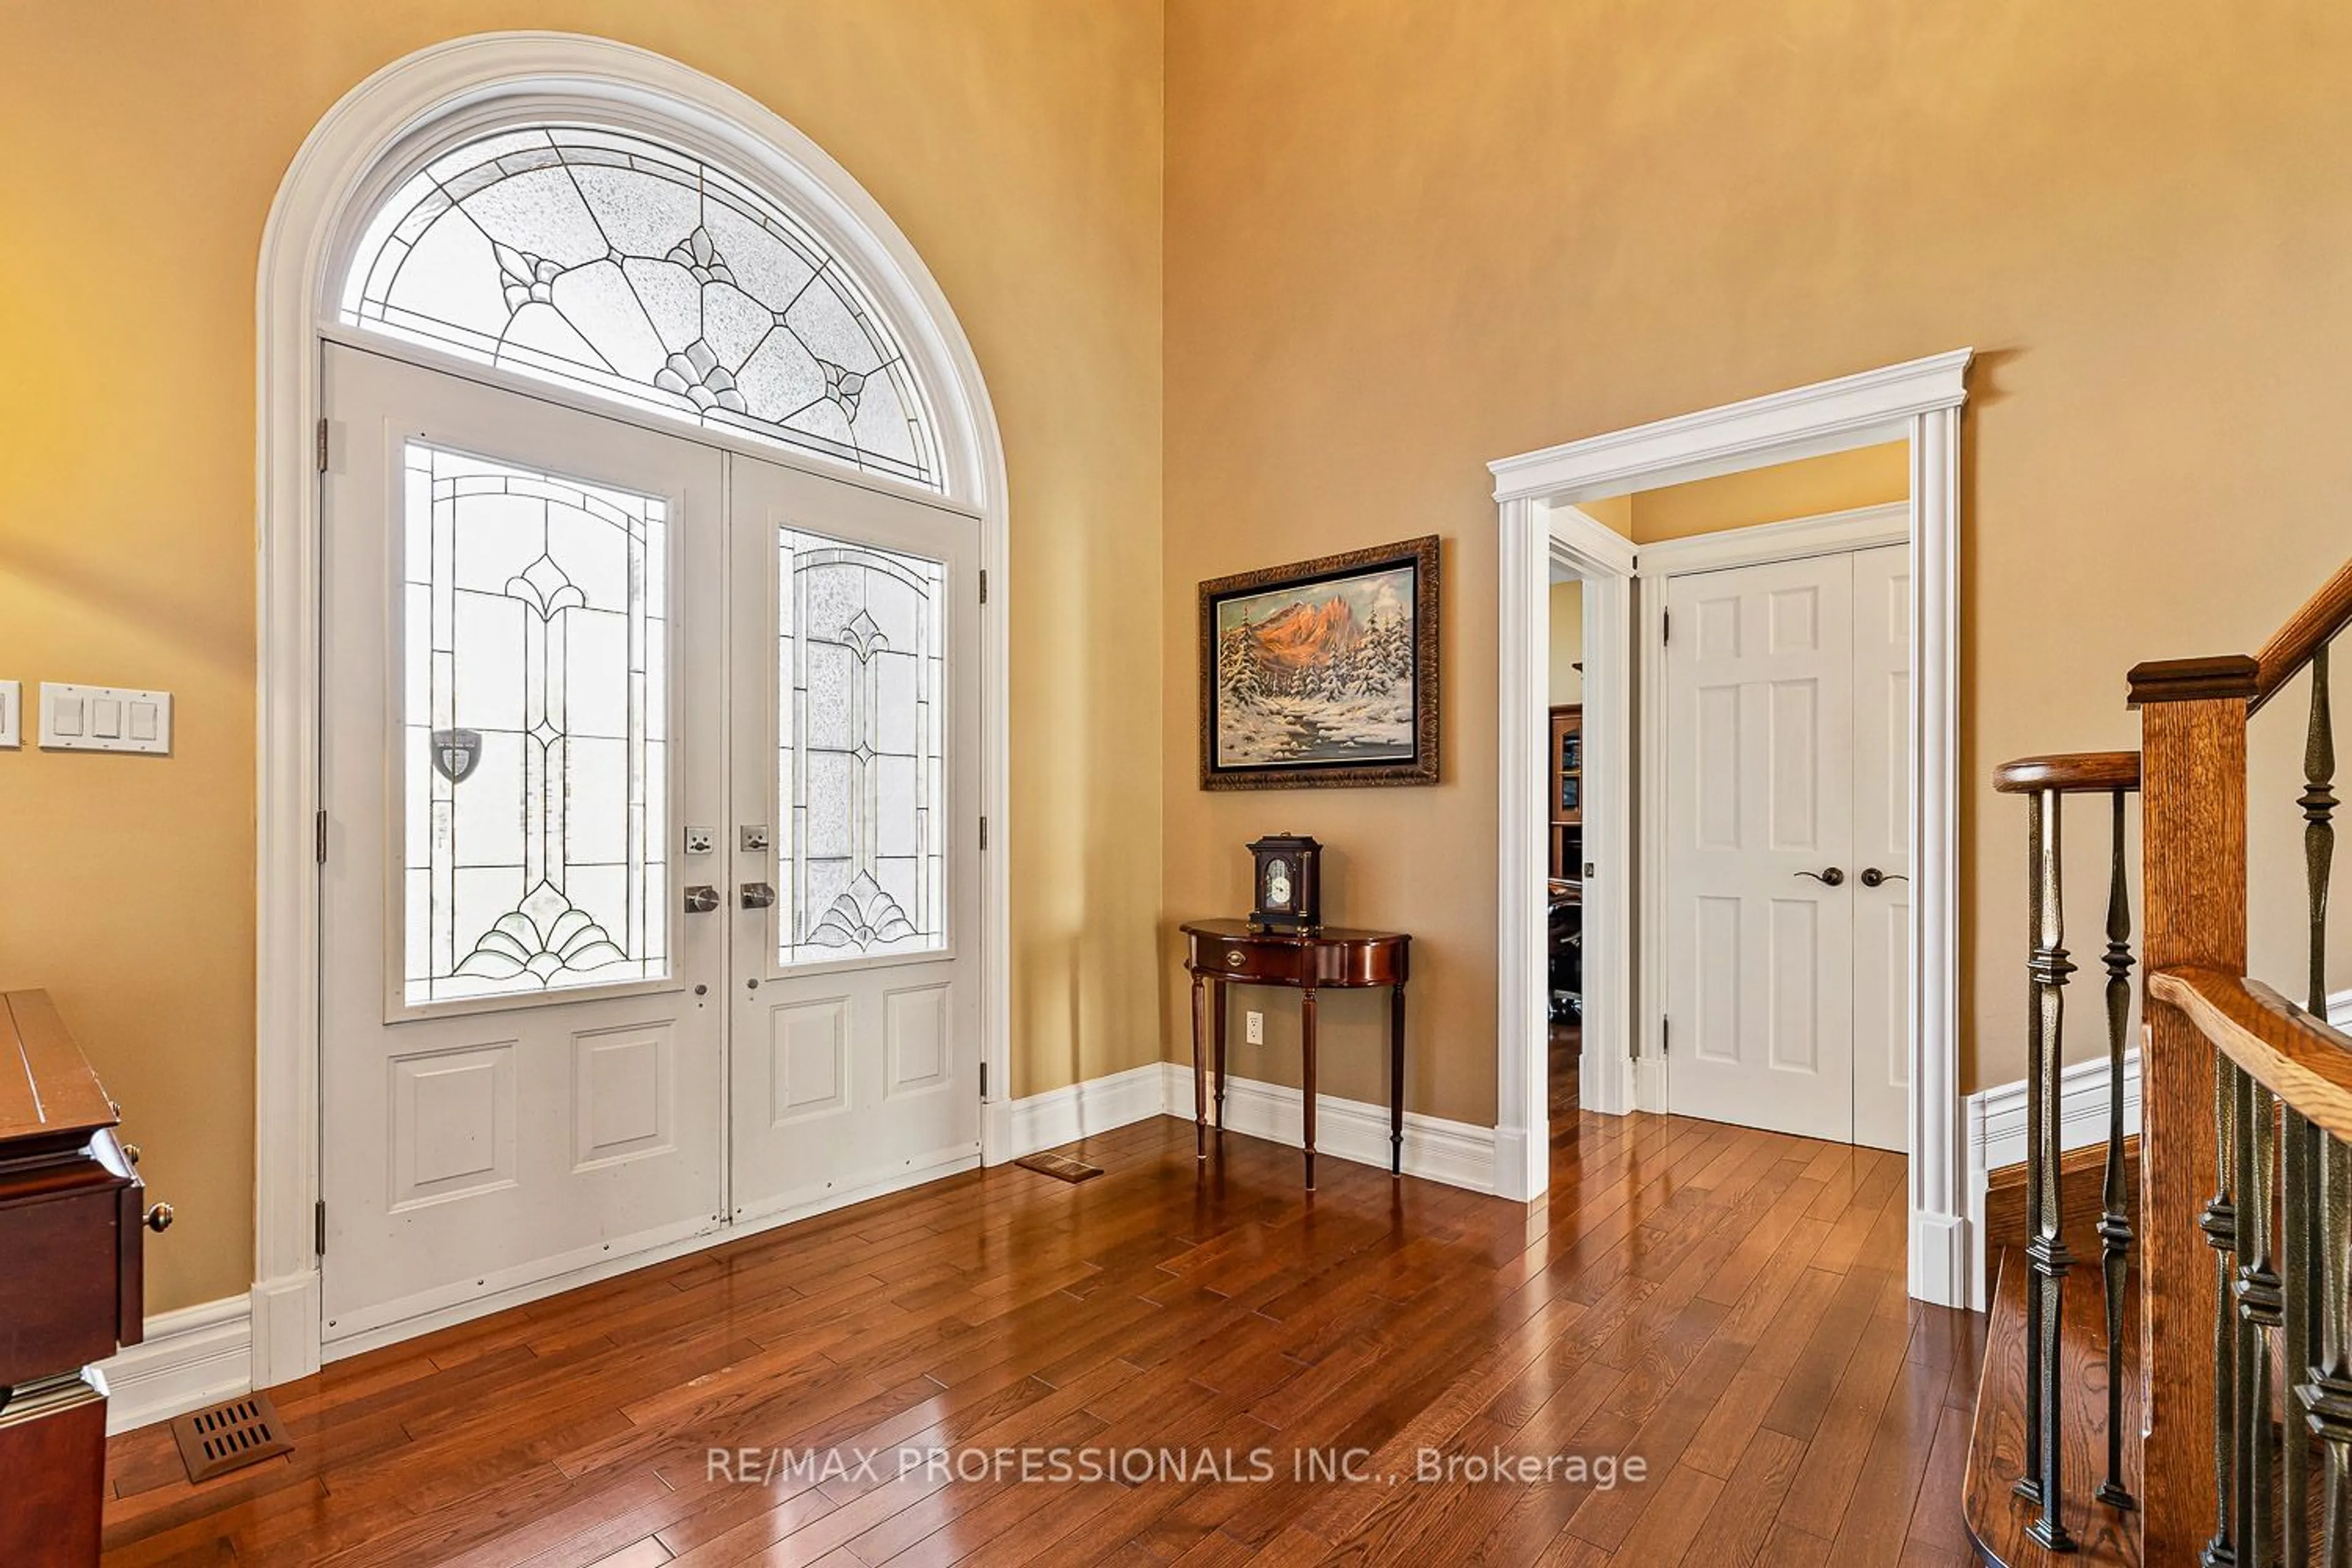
[1245,1010,1265,1045]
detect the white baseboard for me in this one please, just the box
[1962,1047,2141,1312]
[1909,1211,1971,1313]
[1153,1062,1498,1194]
[990,1061,1170,1160]
[98,1296,252,1436]
[2332,988,2351,1030]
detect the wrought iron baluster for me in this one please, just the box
[2207,1047,2242,1568]
[2239,1062,2284,1568]
[2290,1106,2319,1561]
[2305,642,2335,1041]
[2098,788,2137,1512]
[2307,1124,2352,1568]
[2020,786,2079,1551]
[2298,641,2342,1568]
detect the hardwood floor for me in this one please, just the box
[103,1099,1978,1566]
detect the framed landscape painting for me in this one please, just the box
[1199,535,1440,790]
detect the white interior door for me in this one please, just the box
[320,345,728,1343]
[1663,552,1859,1144]
[725,452,983,1225]
[1660,542,1913,1149]
[1850,544,1912,1152]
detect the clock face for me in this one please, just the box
[1266,859,1292,907]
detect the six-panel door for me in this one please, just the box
[1662,543,1911,1150]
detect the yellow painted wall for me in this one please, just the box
[1547,582,1583,705]
[0,2,1164,1315]
[1626,443,1909,544]
[1163,0,2352,1120]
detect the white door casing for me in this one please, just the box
[1851,544,1912,1151]
[1489,352,1970,1308]
[1662,552,1859,1143]
[320,345,729,1343]
[726,453,982,1224]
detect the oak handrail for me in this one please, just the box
[1993,750,2142,795]
[2149,967,2352,1142]
[2253,554,2352,714]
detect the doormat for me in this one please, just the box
[170,1392,294,1483]
[1014,1152,1104,1184]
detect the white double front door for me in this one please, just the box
[1660,543,1911,1151]
[318,345,981,1346]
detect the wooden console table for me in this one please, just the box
[1180,919,1411,1189]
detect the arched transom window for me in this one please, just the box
[342,124,941,489]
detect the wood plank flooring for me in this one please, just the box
[1961,1250,2138,1566]
[102,1090,1977,1566]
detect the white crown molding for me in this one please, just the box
[98,1297,254,1437]
[1634,501,1909,577]
[254,31,1012,1388]
[1489,349,1971,504]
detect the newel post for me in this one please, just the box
[2130,654,2257,1564]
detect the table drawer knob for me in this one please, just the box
[1226,949,1247,968]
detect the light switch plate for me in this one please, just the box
[0,680,18,748]
[40,683,172,755]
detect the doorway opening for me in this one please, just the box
[1489,350,1972,1307]
[255,34,1012,1384]
[1545,565,1589,1146]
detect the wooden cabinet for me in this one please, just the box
[1549,704,1583,885]
[0,991,153,1568]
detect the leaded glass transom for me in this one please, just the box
[347,126,940,489]
[778,529,946,966]
[403,441,669,1003]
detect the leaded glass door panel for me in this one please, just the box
[320,345,727,1344]
[726,453,982,1223]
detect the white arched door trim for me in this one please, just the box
[253,32,1011,1386]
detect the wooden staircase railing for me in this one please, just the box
[1980,552,2349,1567]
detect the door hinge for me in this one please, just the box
[1662,608,1671,645]
[979,568,989,606]
[979,1061,989,1101]
[979,816,989,851]
[1662,1016,1671,1055]
[314,1198,327,1257]
[316,417,330,474]
[315,809,328,864]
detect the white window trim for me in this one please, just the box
[254,32,1012,1387]
[1488,349,1972,1309]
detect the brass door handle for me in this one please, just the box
[741,881,777,910]
[1795,867,1845,887]
[683,884,720,914]
[1860,867,1909,888]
